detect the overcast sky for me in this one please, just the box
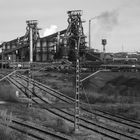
[0,0,140,52]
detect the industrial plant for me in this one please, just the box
[0,10,139,72]
[0,10,140,140]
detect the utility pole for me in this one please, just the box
[65,10,85,133]
[26,20,38,107]
[26,20,40,107]
[75,38,80,132]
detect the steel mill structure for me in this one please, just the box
[0,10,87,67]
[0,10,139,71]
[0,10,86,132]
[0,10,140,139]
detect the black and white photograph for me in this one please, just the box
[0,0,140,139]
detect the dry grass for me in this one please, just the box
[39,71,140,121]
[27,71,140,122]
[95,104,140,121]
[0,127,27,140]
[0,109,27,140]
[0,103,74,136]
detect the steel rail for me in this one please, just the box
[16,73,140,128]
[8,75,140,140]
[0,116,71,140]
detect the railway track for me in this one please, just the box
[0,115,71,140]
[15,73,140,130]
[0,73,73,140]
[7,74,140,140]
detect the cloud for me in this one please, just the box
[43,25,57,37]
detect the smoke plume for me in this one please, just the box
[91,10,119,51]
[96,9,119,32]
[43,25,57,37]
